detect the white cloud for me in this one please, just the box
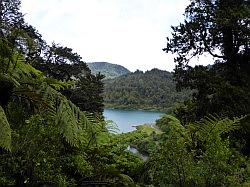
[21,0,193,71]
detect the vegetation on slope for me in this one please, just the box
[104,68,192,111]
[87,62,130,79]
[141,115,249,186]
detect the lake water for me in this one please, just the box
[103,108,164,133]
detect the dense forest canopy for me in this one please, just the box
[164,0,250,121]
[0,0,249,186]
[103,68,191,111]
[0,0,141,185]
[87,62,131,79]
[164,0,250,155]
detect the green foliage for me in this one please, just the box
[43,85,88,148]
[0,3,142,185]
[164,0,249,65]
[64,73,105,115]
[10,114,69,185]
[35,43,90,81]
[32,43,105,115]
[0,78,110,186]
[84,143,143,186]
[87,62,130,79]
[1,0,249,186]
[0,1,148,186]
[0,106,11,151]
[0,31,102,152]
[164,0,250,122]
[135,124,162,136]
[143,115,247,186]
[104,68,192,111]
[162,0,250,162]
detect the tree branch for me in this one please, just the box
[200,31,226,59]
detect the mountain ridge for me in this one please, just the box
[87,62,130,79]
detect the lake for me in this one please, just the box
[103,108,164,133]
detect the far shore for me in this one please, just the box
[104,106,168,113]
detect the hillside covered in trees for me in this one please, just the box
[87,62,130,79]
[104,68,191,111]
[0,0,250,186]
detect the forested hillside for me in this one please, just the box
[87,62,130,79]
[104,68,191,111]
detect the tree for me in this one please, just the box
[0,0,24,29]
[32,43,105,115]
[34,43,90,81]
[0,1,143,186]
[63,72,105,115]
[103,69,191,111]
[164,0,250,121]
[142,115,247,186]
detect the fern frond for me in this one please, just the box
[193,115,241,142]
[117,174,134,185]
[56,99,88,147]
[105,120,119,134]
[41,83,103,148]
[80,112,104,146]
[44,77,75,90]
[163,115,187,138]
[10,53,42,79]
[0,106,11,151]
[10,27,37,52]
[0,38,15,74]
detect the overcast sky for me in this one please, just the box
[21,0,212,72]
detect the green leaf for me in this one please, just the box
[0,106,11,151]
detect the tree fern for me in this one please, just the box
[0,74,104,150]
[41,83,105,148]
[143,114,246,186]
[0,43,103,150]
[56,99,88,147]
[191,115,242,143]
[0,106,11,151]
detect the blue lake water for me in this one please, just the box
[103,108,164,133]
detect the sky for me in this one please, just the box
[20,0,213,72]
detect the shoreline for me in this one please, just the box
[104,105,169,113]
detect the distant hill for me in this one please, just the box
[87,62,130,79]
[103,68,192,112]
